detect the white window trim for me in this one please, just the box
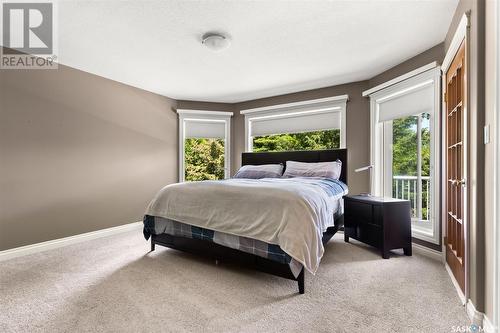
[177,109,233,182]
[241,95,348,152]
[367,66,441,244]
[362,61,439,97]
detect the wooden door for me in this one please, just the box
[444,40,466,292]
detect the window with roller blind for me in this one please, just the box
[177,110,232,182]
[366,66,441,244]
[241,95,348,152]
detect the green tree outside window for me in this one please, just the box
[252,129,340,152]
[185,138,225,181]
[392,113,431,220]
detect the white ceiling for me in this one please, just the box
[57,0,458,103]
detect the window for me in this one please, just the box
[252,129,340,152]
[390,113,432,233]
[177,110,232,182]
[241,95,348,152]
[366,65,440,244]
[184,138,225,181]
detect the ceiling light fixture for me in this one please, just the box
[202,33,230,52]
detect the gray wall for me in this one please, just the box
[368,1,490,315]
[368,43,445,88]
[4,5,493,321]
[368,3,491,315]
[0,42,446,252]
[0,62,178,251]
[177,44,447,199]
[126,6,497,319]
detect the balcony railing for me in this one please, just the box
[393,175,431,221]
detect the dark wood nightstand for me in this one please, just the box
[343,195,412,259]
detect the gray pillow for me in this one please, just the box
[283,160,342,179]
[233,164,284,179]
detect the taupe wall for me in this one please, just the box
[176,101,235,113]
[178,44,446,198]
[0,40,450,252]
[180,82,372,195]
[3,12,490,304]
[177,3,496,319]
[368,43,445,88]
[234,82,371,195]
[445,0,487,312]
[0,63,178,251]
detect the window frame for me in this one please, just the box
[177,109,233,182]
[367,66,441,244]
[241,95,348,152]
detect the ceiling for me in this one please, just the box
[56,0,458,103]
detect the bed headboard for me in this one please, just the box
[241,149,348,184]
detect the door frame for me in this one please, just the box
[441,13,470,303]
[494,0,500,328]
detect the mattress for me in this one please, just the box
[144,196,345,278]
[144,177,348,274]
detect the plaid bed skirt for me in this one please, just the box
[143,215,303,277]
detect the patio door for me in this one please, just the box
[444,41,466,293]
[383,112,434,236]
[369,66,441,244]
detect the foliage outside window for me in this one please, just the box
[252,129,340,152]
[392,113,431,221]
[184,138,225,181]
[392,114,430,176]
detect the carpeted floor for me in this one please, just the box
[0,230,468,333]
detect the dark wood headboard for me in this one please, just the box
[241,149,348,184]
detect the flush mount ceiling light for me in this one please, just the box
[202,33,230,51]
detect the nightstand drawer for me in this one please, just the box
[358,223,382,248]
[372,206,383,226]
[343,195,412,259]
[345,200,372,224]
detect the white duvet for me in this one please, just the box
[145,177,347,274]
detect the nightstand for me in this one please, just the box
[343,195,412,259]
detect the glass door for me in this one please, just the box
[369,67,440,244]
[383,111,434,238]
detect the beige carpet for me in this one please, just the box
[0,230,468,333]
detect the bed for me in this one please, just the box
[143,149,348,294]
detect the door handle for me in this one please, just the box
[457,179,466,187]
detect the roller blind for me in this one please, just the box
[250,111,341,137]
[378,82,434,122]
[184,120,226,139]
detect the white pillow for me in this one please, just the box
[233,164,284,179]
[283,160,342,179]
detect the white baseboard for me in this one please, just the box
[412,243,443,262]
[466,300,496,332]
[0,221,142,262]
[467,300,485,326]
[482,314,495,333]
[445,263,466,305]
